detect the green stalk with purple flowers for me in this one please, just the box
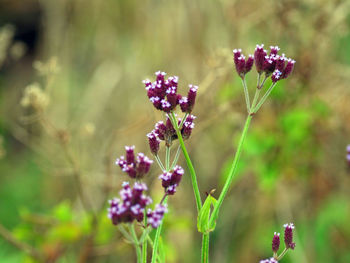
[108,44,296,263]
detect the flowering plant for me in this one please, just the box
[108,44,296,262]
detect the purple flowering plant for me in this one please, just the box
[108,44,296,262]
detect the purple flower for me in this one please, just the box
[269,46,280,56]
[284,223,296,250]
[116,146,153,179]
[233,50,254,78]
[186,85,198,113]
[281,59,295,79]
[254,44,267,74]
[147,132,160,155]
[272,232,280,253]
[245,54,254,74]
[271,70,282,83]
[143,71,198,114]
[147,204,168,228]
[159,165,184,195]
[260,258,278,263]
[108,182,153,225]
[182,115,196,140]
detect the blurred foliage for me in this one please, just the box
[1,0,350,262]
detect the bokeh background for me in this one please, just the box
[1,0,350,262]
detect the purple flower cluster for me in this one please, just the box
[272,232,280,253]
[234,44,295,84]
[260,258,278,263]
[148,115,196,150]
[346,145,350,164]
[108,182,152,225]
[144,71,198,114]
[261,223,296,262]
[147,204,168,228]
[233,49,254,78]
[283,223,296,250]
[159,165,184,195]
[108,182,167,228]
[116,146,153,179]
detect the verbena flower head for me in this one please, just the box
[144,71,198,114]
[150,115,196,147]
[272,232,280,253]
[234,44,295,84]
[147,204,168,228]
[159,165,184,195]
[116,146,153,179]
[108,182,152,225]
[233,49,254,78]
[147,132,160,155]
[347,145,350,164]
[284,223,296,250]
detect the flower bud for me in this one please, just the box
[254,44,267,74]
[269,46,280,56]
[271,70,282,83]
[125,145,135,165]
[147,132,160,155]
[284,223,296,250]
[272,232,280,253]
[281,59,295,79]
[187,85,198,113]
[244,54,254,74]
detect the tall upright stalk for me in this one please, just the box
[209,114,252,227]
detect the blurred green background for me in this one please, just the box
[1,0,350,262]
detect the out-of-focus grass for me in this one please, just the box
[1,0,350,262]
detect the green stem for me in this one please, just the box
[209,114,253,227]
[201,233,210,263]
[142,211,148,263]
[165,146,171,171]
[170,112,202,211]
[151,197,168,263]
[155,155,165,171]
[171,145,181,169]
[241,77,250,113]
[277,248,289,260]
[250,88,261,112]
[253,83,277,113]
[129,223,142,263]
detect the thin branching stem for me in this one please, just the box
[171,145,181,169]
[129,223,141,263]
[155,155,166,171]
[253,83,277,113]
[241,77,250,113]
[151,197,168,263]
[209,114,253,227]
[170,112,202,211]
